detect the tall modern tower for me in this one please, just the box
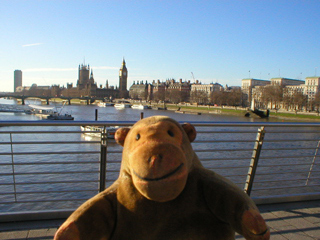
[119,59,128,98]
[14,70,22,92]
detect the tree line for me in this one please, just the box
[255,85,320,112]
[151,88,244,106]
[151,85,320,112]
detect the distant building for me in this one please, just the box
[247,77,309,110]
[251,86,265,108]
[16,86,30,93]
[61,60,128,99]
[191,81,223,94]
[283,84,305,98]
[14,60,128,100]
[128,78,191,102]
[62,64,97,97]
[190,81,224,103]
[14,70,22,92]
[129,81,149,100]
[28,84,51,96]
[305,77,320,101]
[165,79,191,102]
[77,64,95,90]
[271,78,304,86]
[151,80,166,101]
[241,78,271,106]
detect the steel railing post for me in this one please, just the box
[306,139,320,185]
[244,126,265,196]
[10,133,18,202]
[99,127,108,192]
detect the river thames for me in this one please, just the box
[0,98,276,123]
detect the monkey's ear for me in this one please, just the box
[115,127,131,146]
[181,123,197,142]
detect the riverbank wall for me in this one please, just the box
[159,104,320,121]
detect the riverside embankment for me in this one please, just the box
[6,97,320,121]
[160,103,320,122]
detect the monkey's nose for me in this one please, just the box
[148,154,163,165]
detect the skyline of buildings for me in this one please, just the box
[242,77,320,110]
[14,60,129,100]
[10,60,320,109]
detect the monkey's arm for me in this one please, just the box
[54,185,118,240]
[200,169,270,240]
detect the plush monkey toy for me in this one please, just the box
[54,115,270,240]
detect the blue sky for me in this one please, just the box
[1,0,320,92]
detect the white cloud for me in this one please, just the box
[22,43,44,47]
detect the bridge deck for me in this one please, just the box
[0,200,319,240]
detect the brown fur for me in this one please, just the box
[55,116,270,240]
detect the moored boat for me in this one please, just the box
[28,104,55,117]
[80,126,118,139]
[114,103,131,109]
[28,103,74,120]
[45,113,74,120]
[97,102,107,107]
[97,102,114,107]
[131,104,149,110]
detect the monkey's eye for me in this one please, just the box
[167,130,174,137]
[136,133,141,140]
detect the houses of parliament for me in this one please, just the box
[62,59,129,99]
[15,59,129,99]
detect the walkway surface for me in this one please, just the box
[0,200,319,240]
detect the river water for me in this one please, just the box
[0,98,319,213]
[0,98,276,122]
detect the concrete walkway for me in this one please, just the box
[0,200,319,240]
[237,200,320,240]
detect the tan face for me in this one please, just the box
[115,117,196,202]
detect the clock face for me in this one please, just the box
[123,71,127,76]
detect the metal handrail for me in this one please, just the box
[0,120,320,222]
[1,120,320,126]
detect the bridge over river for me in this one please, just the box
[0,93,105,105]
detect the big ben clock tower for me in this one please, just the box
[119,58,128,98]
